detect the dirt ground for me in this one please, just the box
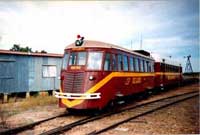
[0,97,65,131]
[5,105,65,128]
[104,96,199,135]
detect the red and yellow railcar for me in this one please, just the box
[154,61,182,89]
[55,36,182,110]
[55,37,155,110]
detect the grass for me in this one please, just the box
[19,95,58,109]
[0,95,58,117]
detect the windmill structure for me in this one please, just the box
[184,55,193,73]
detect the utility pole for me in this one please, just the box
[184,55,193,73]
[140,34,143,50]
[131,40,133,50]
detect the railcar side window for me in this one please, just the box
[140,59,144,72]
[118,54,123,71]
[129,57,134,71]
[135,58,139,72]
[166,65,168,72]
[104,53,111,71]
[147,61,151,72]
[123,55,128,71]
[176,67,179,72]
[161,63,165,72]
[87,52,103,70]
[132,57,135,71]
[62,53,68,69]
[144,60,147,72]
[146,61,149,72]
[112,54,117,71]
[77,52,86,65]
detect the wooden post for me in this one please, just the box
[26,92,30,98]
[52,90,56,96]
[3,93,8,103]
[39,91,48,96]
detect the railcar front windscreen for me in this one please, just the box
[68,51,87,66]
[87,52,103,70]
[77,52,86,65]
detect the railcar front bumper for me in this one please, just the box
[55,91,101,99]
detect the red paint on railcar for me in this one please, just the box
[155,62,182,89]
[55,39,182,110]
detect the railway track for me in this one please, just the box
[87,91,199,135]
[39,91,198,135]
[0,112,70,135]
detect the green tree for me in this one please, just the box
[10,44,20,51]
[40,50,47,53]
[10,44,33,52]
[10,44,47,53]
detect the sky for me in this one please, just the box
[0,0,199,72]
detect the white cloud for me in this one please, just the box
[0,1,164,53]
[0,1,199,72]
[144,36,197,47]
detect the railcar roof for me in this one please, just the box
[65,40,154,60]
[155,59,181,67]
[152,53,181,67]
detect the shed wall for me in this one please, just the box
[0,54,62,93]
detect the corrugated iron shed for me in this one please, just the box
[0,49,63,93]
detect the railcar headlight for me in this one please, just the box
[89,75,95,80]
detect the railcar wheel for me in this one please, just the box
[104,100,118,112]
[139,91,148,99]
[147,90,153,95]
[160,86,165,91]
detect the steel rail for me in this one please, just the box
[87,92,199,135]
[39,91,198,135]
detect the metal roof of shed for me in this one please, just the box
[0,49,63,57]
